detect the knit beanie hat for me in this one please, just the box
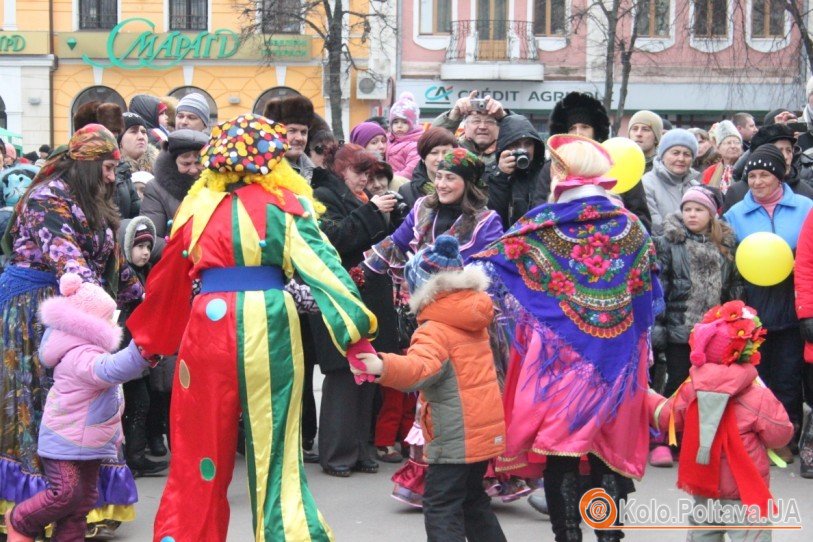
[404,235,464,294]
[349,122,387,148]
[133,223,155,248]
[658,128,699,160]
[742,144,787,180]
[710,120,742,146]
[51,273,117,323]
[389,92,420,131]
[167,129,209,157]
[177,93,211,128]
[688,301,766,367]
[628,110,664,143]
[681,186,719,217]
[121,112,146,134]
[437,148,485,186]
[0,164,38,207]
[202,114,288,176]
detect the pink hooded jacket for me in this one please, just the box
[387,129,422,180]
[37,292,150,461]
[648,363,793,500]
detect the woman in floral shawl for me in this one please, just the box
[472,134,662,542]
[0,124,144,538]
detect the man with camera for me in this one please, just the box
[486,114,546,228]
[432,90,508,166]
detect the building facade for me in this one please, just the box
[0,0,391,150]
[398,0,809,131]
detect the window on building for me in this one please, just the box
[419,0,452,34]
[751,0,785,38]
[533,0,566,37]
[169,0,208,31]
[693,0,728,38]
[79,0,117,30]
[71,86,127,132]
[262,0,301,34]
[254,87,302,117]
[635,0,671,37]
[169,86,218,126]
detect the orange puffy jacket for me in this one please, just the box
[379,266,505,464]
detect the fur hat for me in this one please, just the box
[549,92,610,143]
[750,123,796,150]
[389,92,421,131]
[689,301,766,366]
[628,110,664,143]
[405,235,464,294]
[658,129,699,160]
[263,94,315,127]
[73,101,124,135]
[166,129,209,157]
[38,273,122,355]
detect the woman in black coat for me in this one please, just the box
[309,143,398,477]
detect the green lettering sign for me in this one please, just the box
[0,35,27,53]
[82,17,242,70]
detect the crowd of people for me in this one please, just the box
[0,81,812,542]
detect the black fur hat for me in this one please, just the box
[263,95,315,128]
[548,92,610,143]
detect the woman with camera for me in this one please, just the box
[309,142,396,478]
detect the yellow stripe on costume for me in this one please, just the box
[170,188,229,251]
[280,295,318,541]
[287,215,376,352]
[235,198,262,266]
[241,291,274,542]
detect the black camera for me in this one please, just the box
[384,190,409,215]
[512,149,531,170]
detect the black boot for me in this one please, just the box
[127,454,168,477]
[593,474,626,542]
[124,382,168,477]
[545,470,583,542]
[148,435,168,457]
[800,414,813,479]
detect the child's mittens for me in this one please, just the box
[346,339,379,384]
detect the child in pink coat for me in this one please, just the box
[5,274,155,542]
[648,301,794,541]
[387,92,423,179]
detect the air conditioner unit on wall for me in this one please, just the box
[355,73,388,100]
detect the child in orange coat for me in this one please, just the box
[353,235,506,542]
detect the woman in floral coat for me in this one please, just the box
[473,135,662,542]
[0,124,144,536]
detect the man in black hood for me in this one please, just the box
[485,114,545,228]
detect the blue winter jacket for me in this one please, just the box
[724,185,813,330]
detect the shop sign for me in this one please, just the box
[263,36,310,59]
[0,32,49,55]
[81,18,241,70]
[398,80,602,110]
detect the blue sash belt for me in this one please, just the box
[199,266,285,293]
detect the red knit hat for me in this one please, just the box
[688,301,766,367]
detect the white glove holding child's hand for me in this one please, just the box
[350,352,384,376]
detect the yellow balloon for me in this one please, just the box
[735,232,795,286]
[602,137,646,194]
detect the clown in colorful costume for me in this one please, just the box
[127,115,377,542]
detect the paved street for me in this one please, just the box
[117,454,811,541]
[114,377,812,541]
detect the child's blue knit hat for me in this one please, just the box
[405,235,464,294]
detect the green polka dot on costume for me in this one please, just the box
[205,298,227,321]
[200,458,216,481]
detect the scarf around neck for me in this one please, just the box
[753,183,784,217]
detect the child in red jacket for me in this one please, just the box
[648,301,794,541]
